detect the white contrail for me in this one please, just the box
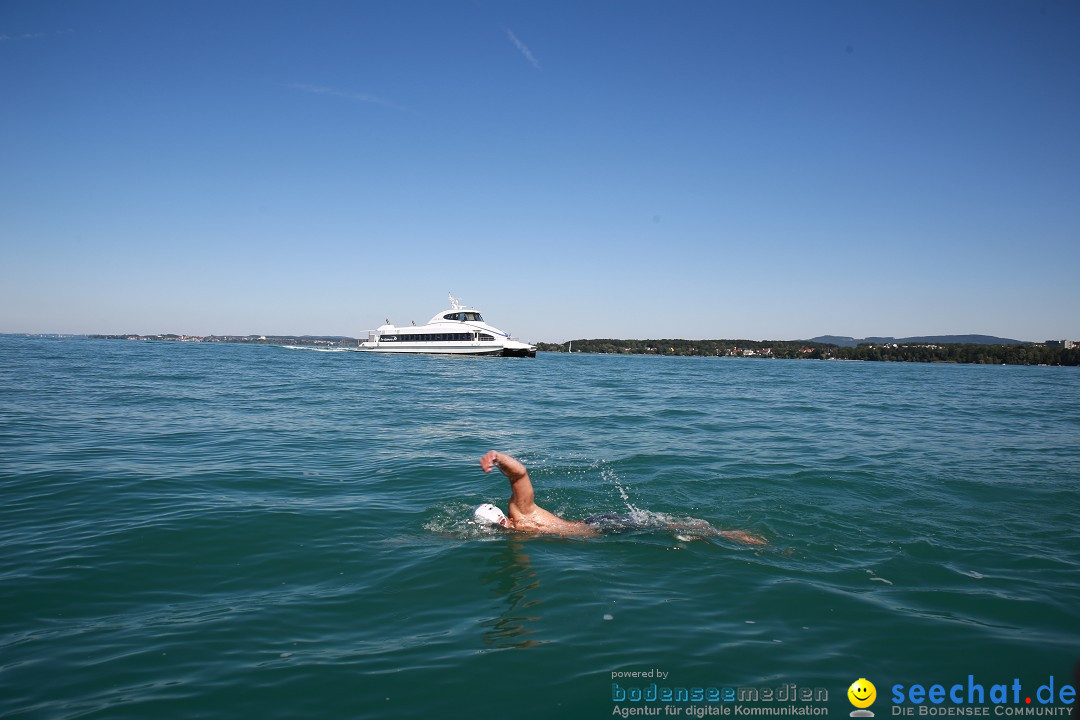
[504,27,540,70]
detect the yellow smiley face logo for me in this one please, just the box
[848,678,876,708]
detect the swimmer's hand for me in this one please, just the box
[480,450,500,473]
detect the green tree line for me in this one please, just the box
[536,339,1080,366]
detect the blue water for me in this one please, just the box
[2,336,1079,719]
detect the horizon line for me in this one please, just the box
[4,331,1061,345]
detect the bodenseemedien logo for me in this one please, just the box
[849,678,877,717]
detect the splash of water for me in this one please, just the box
[278,346,354,353]
[601,465,640,513]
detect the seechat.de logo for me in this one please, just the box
[849,678,877,717]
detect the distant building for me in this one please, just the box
[1046,340,1076,349]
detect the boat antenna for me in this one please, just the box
[448,293,463,310]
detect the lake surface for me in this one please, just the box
[2,336,1078,719]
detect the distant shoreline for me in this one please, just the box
[22,333,1065,366]
[4,334,1076,366]
[536,339,1078,366]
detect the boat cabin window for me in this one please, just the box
[395,333,473,342]
[478,334,494,341]
[442,312,484,322]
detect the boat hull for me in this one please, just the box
[355,342,534,357]
[356,344,502,356]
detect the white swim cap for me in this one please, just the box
[473,503,509,527]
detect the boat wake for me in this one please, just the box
[278,345,356,353]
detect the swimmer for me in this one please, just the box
[474,451,766,545]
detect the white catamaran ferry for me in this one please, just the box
[358,295,537,357]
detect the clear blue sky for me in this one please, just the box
[2,1,1077,342]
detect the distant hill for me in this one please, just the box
[808,334,1029,348]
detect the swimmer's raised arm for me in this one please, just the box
[480,451,535,514]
